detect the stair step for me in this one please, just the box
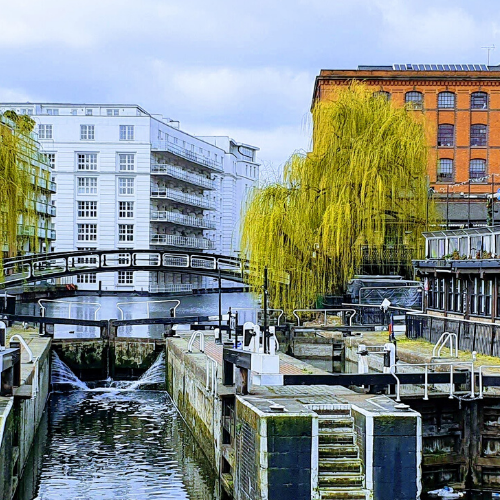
[319,458,362,473]
[320,488,367,500]
[319,417,353,428]
[319,431,355,445]
[319,473,364,487]
[319,445,358,458]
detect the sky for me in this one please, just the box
[1,0,500,180]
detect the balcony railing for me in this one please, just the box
[38,228,56,240]
[151,141,223,172]
[150,211,216,229]
[150,234,214,250]
[150,164,215,190]
[149,284,194,293]
[35,201,56,216]
[150,188,214,209]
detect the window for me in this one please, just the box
[77,274,97,284]
[107,109,119,116]
[118,224,134,241]
[20,108,33,116]
[118,271,134,284]
[77,153,97,170]
[119,125,134,140]
[76,247,97,264]
[405,91,423,110]
[437,124,454,147]
[46,108,59,115]
[118,178,134,195]
[471,124,487,147]
[77,224,97,241]
[77,177,97,194]
[85,108,93,116]
[373,90,391,101]
[471,92,488,109]
[38,124,53,140]
[438,92,455,109]
[437,159,453,182]
[118,201,134,218]
[118,153,135,171]
[470,159,486,181]
[174,137,178,144]
[43,153,55,168]
[80,125,95,140]
[77,201,97,218]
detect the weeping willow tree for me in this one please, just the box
[0,111,40,272]
[241,83,437,310]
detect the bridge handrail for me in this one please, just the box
[38,299,102,320]
[116,300,180,320]
[292,308,357,327]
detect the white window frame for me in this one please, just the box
[107,109,119,116]
[77,201,97,218]
[77,224,97,241]
[118,177,134,195]
[118,201,134,218]
[77,153,98,170]
[77,273,97,284]
[119,125,134,141]
[43,153,55,168]
[117,271,134,285]
[80,125,95,140]
[38,124,53,140]
[77,177,97,195]
[118,153,135,171]
[118,224,134,242]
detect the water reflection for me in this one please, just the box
[18,391,218,500]
[18,292,257,338]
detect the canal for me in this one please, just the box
[15,292,256,500]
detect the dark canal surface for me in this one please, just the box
[17,391,218,500]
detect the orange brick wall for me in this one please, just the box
[314,69,500,196]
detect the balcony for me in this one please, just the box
[150,211,216,229]
[17,225,35,237]
[151,141,223,172]
[151,164,215,190]
[150,188,214,210]
[150,234,214,250]
[149,284,194,294]
[38,227,56,240]
[35,201,56,217]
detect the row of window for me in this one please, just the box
[38,124,135,141]
[43,108,121,117]
[375,91,490,110]
[77,224,134,242]
[437,158,487,182]
[77,201,134,218]
[76,271,133,284]
[42,153,136,171]
[77,177,134,195]
[437,124,487,147]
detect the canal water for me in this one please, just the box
[17,292,257,337]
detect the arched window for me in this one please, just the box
[471,92,488,110]
[438,92,455,109]
[470,124,487,146]
[373,91,391,101]
[405,91,423,110]
[437,124,454,147]
[437,159,453,182]
[470,159,486,181]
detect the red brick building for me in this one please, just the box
[313,64,500,226]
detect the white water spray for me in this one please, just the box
[51,351,89,390]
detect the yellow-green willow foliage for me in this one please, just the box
[0,111,39,268]
[241,83,437,311]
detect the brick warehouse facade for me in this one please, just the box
[313,64,500,227]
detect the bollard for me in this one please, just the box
[0,321,6,351]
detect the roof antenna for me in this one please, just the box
[481,45,495,66]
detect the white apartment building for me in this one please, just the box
[0,103,259,293]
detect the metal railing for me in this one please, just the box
[148,284,193,293]
[187,330,206,353]
[292,308,356,327]
[206,355,217,395]
[151,141,223,172]
[116,299,180,320]
[150,164,214,189]
[433,331,458,358]
[150,234,214,249]
[38,299,101,320]
[150,211,216,229]
[150,188,214,209]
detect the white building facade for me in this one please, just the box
[0,103,259,293]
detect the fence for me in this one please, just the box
[406,313,500,357]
